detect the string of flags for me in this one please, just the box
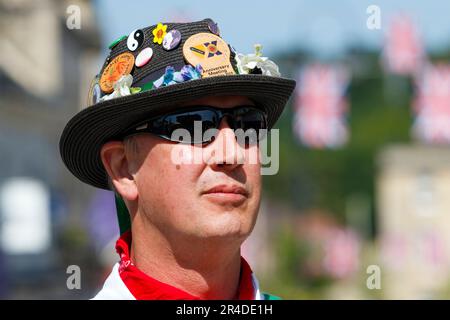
[293,13,450,148]
[382,14,425,76]
[293,64,350,149]
[382,15,450,145]
[412,63,450,144]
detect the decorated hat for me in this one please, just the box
[59,18,296,190]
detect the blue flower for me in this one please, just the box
[153,66,175,88]
[153,64,204,88]
[162,66,176,86]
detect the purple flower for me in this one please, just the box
[180,64,203,81]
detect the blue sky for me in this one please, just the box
[94,0,450,58]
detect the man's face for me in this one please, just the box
[126,95,262,243]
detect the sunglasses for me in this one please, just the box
[122,105,268,145]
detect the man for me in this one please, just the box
[59,19,295,300]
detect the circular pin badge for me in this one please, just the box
[135,47,153,67]
[87,76,102,106]
[207,20,220,36]
[127,29,145,52]
[183,33,235,78]
[162,29,181,51]
[99,52,135,93]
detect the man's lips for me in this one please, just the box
[201,184,249,204]
[203,184,248,196]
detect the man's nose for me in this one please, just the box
[205,117,245,169]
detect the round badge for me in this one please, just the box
[162,29,181,51]
[99,52,135,93]
[87,76,102,106]
[183,33,235,78]
[127,29,144,52]
[207,20,220,36]
[135,47,153,67]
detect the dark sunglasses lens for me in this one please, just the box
[164,109,218,143]
[232,108,267,146]
[234,108,267,131]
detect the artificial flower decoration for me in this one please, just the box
[153,64,203,88]
[179,64,203,81]
[152,23,168,45]
[100,74,141,101]
[159,66,176,87]
[235,44,281,77]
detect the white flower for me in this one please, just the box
[100,74,134,101]
[235,44,281,77]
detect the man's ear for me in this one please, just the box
[100,141,138,201]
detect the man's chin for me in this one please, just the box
[190,216,251,241]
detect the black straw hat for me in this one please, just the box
[59,18,296,190]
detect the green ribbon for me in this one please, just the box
[114,193,131,234]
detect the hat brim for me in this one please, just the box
[59,74,296,189]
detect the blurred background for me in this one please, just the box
[1,0,450,299]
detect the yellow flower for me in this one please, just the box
[152,23,167,45]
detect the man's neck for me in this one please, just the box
[129,220,243,300]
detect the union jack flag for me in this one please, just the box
[382,14,425,76]
[293,64,350,149]
[412,64,450,144]
[323,228,360,279]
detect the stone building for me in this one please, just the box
[377,144,450,298]
[0,0,103,298]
